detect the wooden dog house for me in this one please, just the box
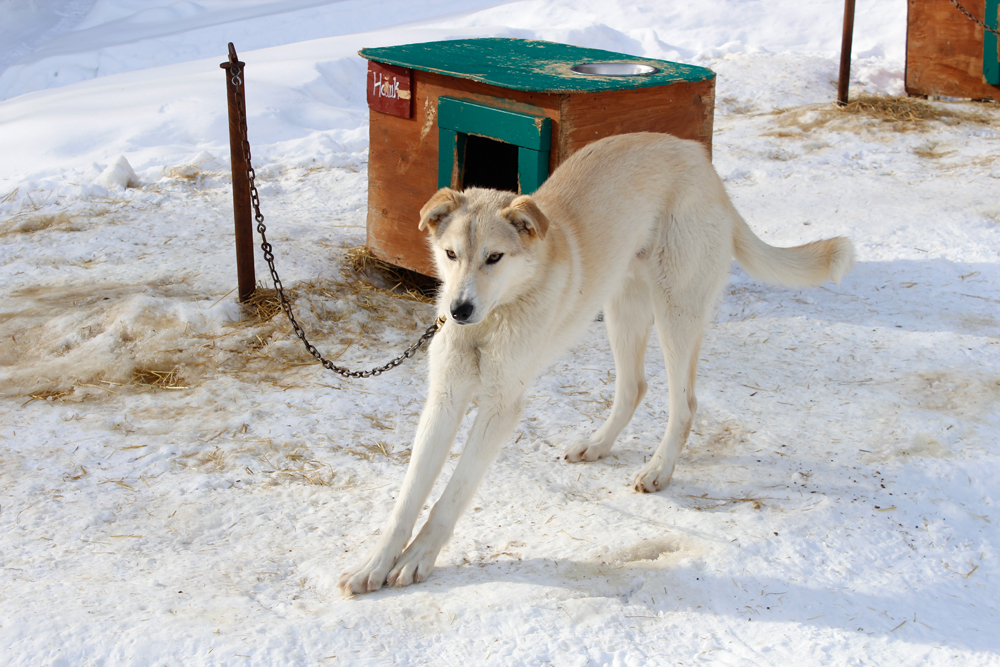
[906,0,1000,100]
[359,38,716,277]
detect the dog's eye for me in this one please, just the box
[486,252,503,265]
[445,249,457,261]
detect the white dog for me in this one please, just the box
[338,132,853,595]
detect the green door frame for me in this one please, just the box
[986,0,999,85]
[437,96,552,194]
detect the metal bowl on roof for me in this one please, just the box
[570,62,659,77]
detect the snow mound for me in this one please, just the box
[98,155,141,190]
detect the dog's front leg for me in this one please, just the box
[338,358,475,596]
[386,390,524,588]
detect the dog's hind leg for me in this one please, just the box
[634,297,705,493]
[565,271,653,463]
[386,390,524,587]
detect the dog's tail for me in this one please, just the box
[732,214,855,288]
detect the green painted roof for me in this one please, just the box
[359,38,714,94]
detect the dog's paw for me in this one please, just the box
[634,460,675,493]
[386,541,439,588]
[564,439,612,463]
[337,549,400,597]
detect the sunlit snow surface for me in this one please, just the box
[1,1,999,665]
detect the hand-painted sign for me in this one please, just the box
[367,61,413,118]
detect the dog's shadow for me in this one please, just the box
[367,550,997,654]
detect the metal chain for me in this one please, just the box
[949,0,1000,36]
[228,63,443,378]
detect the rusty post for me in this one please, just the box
[837,0,856,106]
[221,42,255,303]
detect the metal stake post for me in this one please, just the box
[838,0,856,106]
[221,43,256,303]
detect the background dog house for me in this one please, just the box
[906,0,1000,100]
[359,38,716,277]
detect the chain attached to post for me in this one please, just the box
[223,43,443,378]
[949,0,1000,36]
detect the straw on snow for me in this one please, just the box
[838,93,993,124]
[769,94,998,136]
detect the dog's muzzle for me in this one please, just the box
[450,300,475,324]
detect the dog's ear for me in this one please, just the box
[501,195,549,241]
[418,188,464,233]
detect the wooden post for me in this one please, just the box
[220,43,255,303]
[838,0,856,106]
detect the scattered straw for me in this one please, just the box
[362,413,394,430]
[131,367,187,390]
[199,446,227,471]
[241,285,284,324]
[561,530,589,542]
[233,246,437,338]
[839,94,992,125]
[912,142,956,160]
[345,440,411,463]
[1,212,75,236]
[368,441,394,457]
[63,466,88,481]
[21,389,74,408]
[343,245,437,304]
[266,458,333,485]
[78,382,119,395]
[164,164,203,181]
[687,494,768,510]
[770,94,995,136]
[210,287,237,310]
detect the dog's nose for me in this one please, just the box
[450,300,475,323]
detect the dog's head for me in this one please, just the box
[419,187,550,326]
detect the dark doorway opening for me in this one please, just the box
[461,134,519,192]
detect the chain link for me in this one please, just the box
[949,0,1000,36]
[228,62,443,378]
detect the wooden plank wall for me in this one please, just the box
[906,0,1000,100]
[559,80,715,161]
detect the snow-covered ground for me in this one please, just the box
[2,1,999,664]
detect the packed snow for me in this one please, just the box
[1,0,999,665]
